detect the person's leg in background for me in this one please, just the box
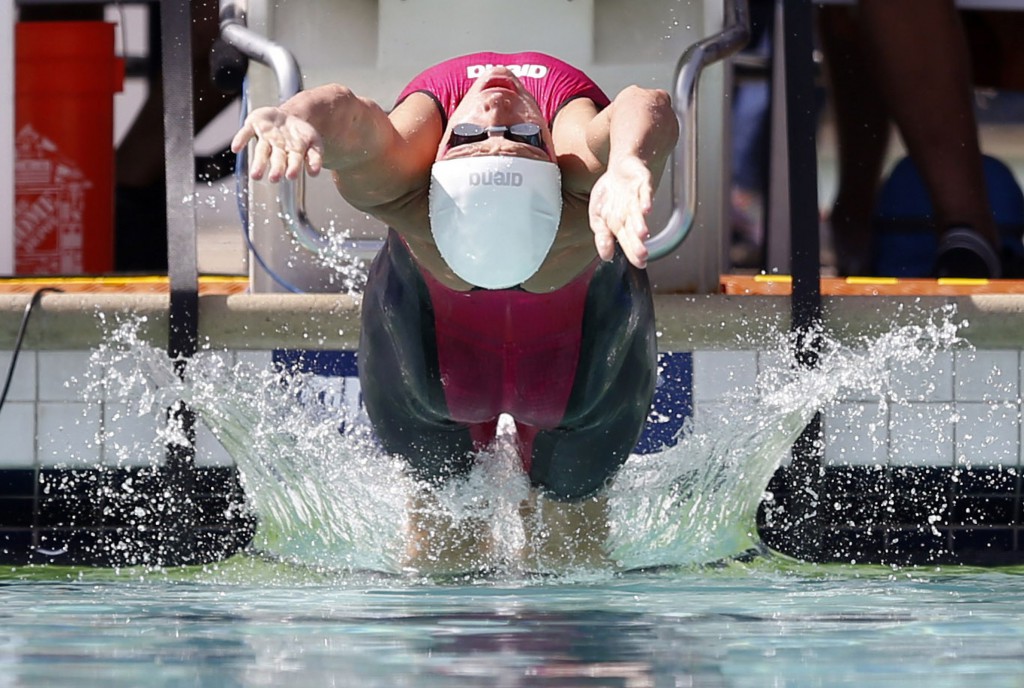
[859,0,998,277]
[729,0,774,270]
[817,5,892,276]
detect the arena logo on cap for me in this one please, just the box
[466,64,550,79]
[469,171,523,187]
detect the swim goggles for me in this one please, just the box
[447,122,546,152]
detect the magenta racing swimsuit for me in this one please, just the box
[358,52,656,500]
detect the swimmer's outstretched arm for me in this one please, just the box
[231,86,441,212]
[553,86,678,269]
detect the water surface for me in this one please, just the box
[3,559,1023,686]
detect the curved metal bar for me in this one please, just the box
[646,0,750,261]
[219,0,331,254]
[221,0,748,261]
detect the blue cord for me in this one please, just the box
[235,82,307,294]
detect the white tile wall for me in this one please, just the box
[955,402,1020,469]
[102,402,165,467]
[955,350,1019,402]
[889,351,954,402]
[0,402,36,468]
[683,349,1023,470]
[38,351,94,402]
[693,351,758,402]
[883,402,956,467]
[235,350,274,371]
[2,346,1023,474]
[823,402,888,467]
[0,351,36,402]
[37,401,102,468]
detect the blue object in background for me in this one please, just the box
[873,155,1024,276]
[634,352,693,454]
[273,349,358,377]
[274,350,694,454]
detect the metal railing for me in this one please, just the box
[220,0,749,263]
[646,0,749,261]
[220,0,336,255]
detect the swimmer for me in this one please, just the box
[232,52,678,573]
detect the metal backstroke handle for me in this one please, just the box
[220,0,329,254]
[221,0,749,261]
[645,0,750,261]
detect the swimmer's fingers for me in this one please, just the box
[589,162,652,268]
[279,146,322,181]
[230,123,255,155]
[248,137,273,181]
[280,149,305,181]
[232,106,324,182]
[613,207,649,269]
[619,209,650,269]
[267,145,291,183]
[589,206,617,262]
[279,129,324,180]
[615,162,653,268]
[588,181,619,261]
[636,176,653,215]
[304,146,324,178]
[625,182,653,264]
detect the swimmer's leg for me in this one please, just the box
[360,231,500,573]
[519,489,610,570]
[529,254,657,501]
[359,229,479,483]
[517,403,643,570]
[520,256,656,568]
[406,489,500,575]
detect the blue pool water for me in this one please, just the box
[3,559,1024,686]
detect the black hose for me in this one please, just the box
[0,287,64,414]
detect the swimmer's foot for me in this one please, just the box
[404,492,497,576]
[934,226,1002,279]
[519,492,611,572]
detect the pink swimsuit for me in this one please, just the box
[358,53,655,500]
[398,53,610,460]
[396,51,610,128]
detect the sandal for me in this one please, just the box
[933,226,1002,279]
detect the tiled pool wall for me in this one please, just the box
[1,345,1021,566]
[694,348,1024,566]
[0,349,256,566]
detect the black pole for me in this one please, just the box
[161,0,200,561]
[162,4,200,358]
[785,0,821,337]
[783,0,823,561]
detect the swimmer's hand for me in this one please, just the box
[588,156,653,269]
[231,106,324,183]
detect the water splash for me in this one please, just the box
[312,219,370,293]
[607,307,963,567]
[85,306,964,575]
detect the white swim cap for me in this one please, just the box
[429,156,562,289]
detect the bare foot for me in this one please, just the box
[404,491,497,575]
[519,490,610,571]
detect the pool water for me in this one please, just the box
[3,558,1024,686]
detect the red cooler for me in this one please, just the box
[15,21,124,275]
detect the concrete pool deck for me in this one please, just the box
[2,276,1024,351]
